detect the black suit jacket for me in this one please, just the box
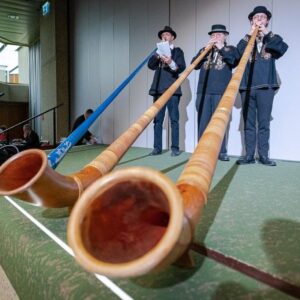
[237,32,288,90]
[148,47,186,96]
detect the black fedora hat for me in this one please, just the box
[248,6,272,20]
[208,24,229,35]
[158,26,177,40]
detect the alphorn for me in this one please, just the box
[0,50,154,169]
[67,28,259,278]
[0,45,212,208]
[48,50,156,169]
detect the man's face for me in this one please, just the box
[84,112,92,119]
[251,13,269,27]
[211,32,226,43]
[161,32,174,42]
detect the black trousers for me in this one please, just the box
[240,88,275,158]
[153,95,180,152]
[196,93,228,154]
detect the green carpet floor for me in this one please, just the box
[1,145,299,299]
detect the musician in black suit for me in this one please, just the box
[148,26,186,156]
[191,24,238,161]
[236,6,288,166]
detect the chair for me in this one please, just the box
[0,144,19,165]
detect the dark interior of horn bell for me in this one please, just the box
[0,152,43,192]
[81,179,170,263]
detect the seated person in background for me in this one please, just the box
[0,125,8,143]
[72,109,98,145]
[23,124,40,149]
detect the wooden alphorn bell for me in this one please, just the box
[67,28,259,278]
[0,45,212,208]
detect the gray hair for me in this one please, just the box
[23,124,32,131]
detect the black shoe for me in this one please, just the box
[218,153,230,161]
[258,156,277,166]
[236,155,255,165]
[149,149,162,156]
[171,149,180,157]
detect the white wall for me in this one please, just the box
[70,0,299,161]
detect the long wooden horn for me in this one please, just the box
[49,49,155,169]
[67,28,259,278]
[0,49,153,171]
[0,45,212,208]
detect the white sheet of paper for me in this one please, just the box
[156,41,171,57]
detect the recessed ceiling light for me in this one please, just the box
[7,14,20,20]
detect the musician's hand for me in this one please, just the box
[258,24,269,35]
[161,55,172,65]
[249,23,256,35]
[208,37,217,46]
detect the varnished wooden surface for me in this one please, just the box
[0,46,212,209]
[67,30,259,278]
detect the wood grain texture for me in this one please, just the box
[68,29,259,278]
[0,47,211,208]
